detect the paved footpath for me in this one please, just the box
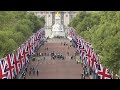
[25,38,84,79]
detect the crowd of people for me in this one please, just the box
[81,65,89,79]
[21,61,40,79]
[50,51,65,60]
[34,41,76,61]
[29,67,39,76]
[20,38,86,79]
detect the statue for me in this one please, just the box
[55,11,60,17]
[50,11,66,38]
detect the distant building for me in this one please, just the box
[50,12,66,38]
[28,11,79,27]
[28,11,79,37]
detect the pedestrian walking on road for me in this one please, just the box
[64,42,65,46]
[33,70,35,75]
[25,68,27,72]
[40,53,41,56]
[71,56,73,60]
[37,69,39,76]
[23,76,26,79]
[81,72,85,79]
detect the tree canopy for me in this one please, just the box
[69,11,120,77]
[0,11,45,58]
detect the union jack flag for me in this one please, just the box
[69,29,74,38]
[28,37,35,56]
[85,46,92,67]
[97,64,112,79]
[34,32,39,48]
[79,40,86,59]
[5,54,15,79]
[23,42,29,64]
[0,58,7,79]
[13,52,21,75]
[17,47,24,69]
[31,34,36,54]
[76,37,81,51]
[90,52,98,72]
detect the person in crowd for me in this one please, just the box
[53,51,54,56]
[37,69,39,76]
[33,70,35,75]
[64,42,65,46]
[26,68,27,72]
[81,72,84,79]
[23,72,26,77]
[57,53,59,58]
[76,60,80,64]
[62,56,64,60]
[54,54,56,58]
[81,71,85,79]
[47,47,48,50]
[71,56,73,59]
[23,76,26,79]
[40,52,41,56]
[83,73,85,79]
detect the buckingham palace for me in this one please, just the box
[28,11,79,37]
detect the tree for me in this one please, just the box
[0,11,45,58]
[70,11,120,77]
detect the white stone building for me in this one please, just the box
[28,11,79,37]
[50,12,66,38]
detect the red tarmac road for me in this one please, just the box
[25,38,83,79]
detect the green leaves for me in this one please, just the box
[70,11,120,76]
[0,11,45,58]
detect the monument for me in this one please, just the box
[50,12,66,38]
